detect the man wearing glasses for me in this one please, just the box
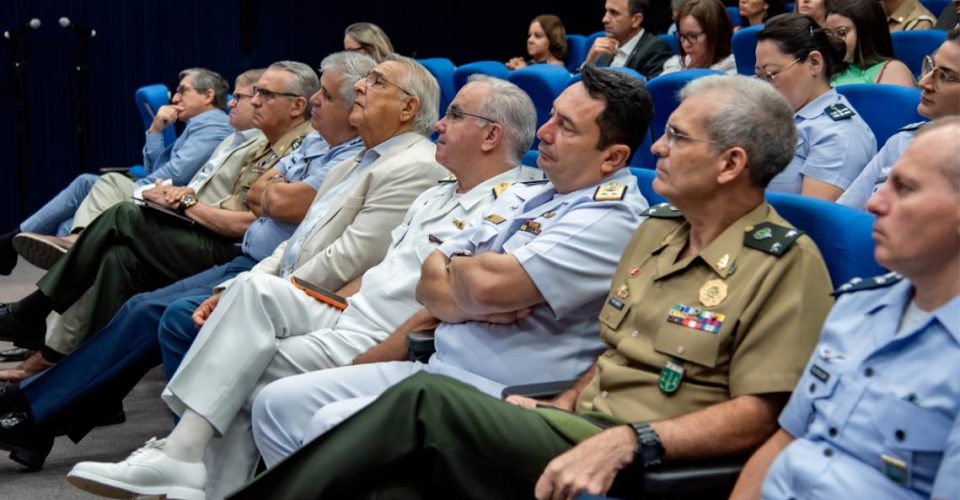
[839,29,960,210]
[0,68,233,275]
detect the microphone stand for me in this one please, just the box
[4,29,32,220]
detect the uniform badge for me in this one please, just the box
[485,214,506,224]
[743,225,754,233]
[452,218,465,230]
[593,182,626,201]
[716,254,730,271]
[753,227,773,240]
[541,210,557,219]
[427,234,444,245]
[615,284,630,299]
[659,360,684,394]
[699,279,728,307]
[290,136,304,151]
[881,454,909,485]
[667,304,725,334]
[825,103,855,121]
[492,182,512,199]
[627,266,642,278]
[519,219,541,235]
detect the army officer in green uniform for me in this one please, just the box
[229,74,835,500]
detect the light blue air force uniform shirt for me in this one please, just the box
[763,276,960,500]
[139,108,233,187]
[767,89,877,195]
[428,167,649,397]
[837,123,924,210]
[241,133,364,261]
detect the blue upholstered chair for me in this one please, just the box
[732,24,764,75]
[453,61,510,91]
[566,34,590,72]
[891,29,947,77]
[921,0,950,17]
[835,83,924,146]
[507,64,572,133]
[135,83,175,147]
[726,6,742,26]
[418,58,456,115]
[657,33,679,55]
[645,69,723,142]
[522,149,539,168]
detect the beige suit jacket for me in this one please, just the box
[194,129,268,205]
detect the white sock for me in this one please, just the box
[161,409,215,463]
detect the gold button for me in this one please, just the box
[677,346,685,354]
[744,225,754,233]
[601,390,609,398]
[630,330,639,338]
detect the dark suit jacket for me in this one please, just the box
[600,30,674,79]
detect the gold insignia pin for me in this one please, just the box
[452,218,465,229]
[743,225,754,233]
[485,214,506,224]
[615,284,630,299]
[492,182,512,199]
[594,182,626,201]
[542,210,557,219]
[698,279,728,307]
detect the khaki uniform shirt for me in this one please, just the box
[888,0,936,31]
[219,121,313,211]
[576,202,834,422]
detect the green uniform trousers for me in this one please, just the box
[37,201,239,345]
[230,372,645,500]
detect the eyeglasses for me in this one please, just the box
[826,26,851,38]
[251,86,301,101]
[364,70,412,96]
[675,31,704,46]
[231,92,254,104]
[444,105,498,124]
[175,85,197,95]
[754,58,802,83]
[663,124,717,149]
[921,55,960,90]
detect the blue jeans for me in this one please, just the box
[19,173,99,235]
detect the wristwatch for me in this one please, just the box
[446,249,473,270]
[629,422,664,468]
[177,194,198,215]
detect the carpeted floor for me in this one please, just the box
[0,257,173,499]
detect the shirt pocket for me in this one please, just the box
[599,297,630,333]
[652,310,726,369]
[871,397,950,487]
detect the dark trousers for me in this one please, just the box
[21,255,256,435]
[36,202,239,344]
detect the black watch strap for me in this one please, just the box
[630,421,664,468]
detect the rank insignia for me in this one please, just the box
[716,254,730,271]
[881,454,909,485]
[452,218,465,230]
[290,136,304,151]
[427,234,444,245]
[743,222,804,256]
[485,214,506,224]
[643,203,683,219]
[667,304,725,334]
[438,175,458,183]
[519,219,541,235]
[615,284,630,299]
[541,210,557,219]
[825,103,855,121]
[659,360,684,394]
[492,182,512,199]
[698,279,728,307]
[627,266,641,278]
[593,181,626,201]
[753,227,773,240]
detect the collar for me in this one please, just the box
[795,88,840,120]
[368,130,423,159]
[234,128,262,142]
[617,30,644,58]
[888,0,918,22]
[866,279,960,345]
[455,165,544,211]
[267,121,313,158]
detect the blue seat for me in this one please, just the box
[645,69,724,142]
[657,33,679,55]
[835,83,923,145]
[522,149,539,168]
[135,83,175,147]
[630,167,666,205]
[732,23,764,75]
[785,2,795,12]
[726,6,742,26]
[453,61,510,91]
[507,64,572,136]
[565,34,590,72]
[891,29,947,77]
[418,58,456,115]
[921,0,950,16]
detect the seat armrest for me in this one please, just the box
[642,455,747,496]
[501,380,579,400]
[406,331,435,363]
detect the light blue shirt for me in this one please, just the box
[429,167,650,397]
[241,133,364,262]
[837,123,923,210]
[139,108,233,187]
[768,89,877,195]
[764,277,960,500]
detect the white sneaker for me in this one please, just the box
[67,438,206,500]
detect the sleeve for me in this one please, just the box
[300,144,361,191]
[637,38,673,79]
[800,120,877,190]
[836,150,884,210]
[510,201,641,319]
[141,132,170,177]
[931,414,960,499]
[141,117,233,186]
[728,239,835,397]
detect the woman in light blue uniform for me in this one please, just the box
[755,14,876,200]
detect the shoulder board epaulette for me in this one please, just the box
[289,135,305,151]
[833,271,902,296]
[438,175,458,184]
[825,103,855,121]
[520,179,550,185]
[898,121,926,132]
[594,181,627,202]
[742,222,804,256]
[492,181,513,199]
[642,203,683,218]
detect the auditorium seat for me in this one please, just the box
[732,24,764,75]
[135,84,175,147]
[418,58,456,114]
[645,69,724,143]
[835,83,924,145]
[453,61,510,91]
[566,34,590,71]
[657,33,679,55]
[891,29,947,77]
[507,64,573,137]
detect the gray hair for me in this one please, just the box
[384,54,440,137]
[344,22,395,62]
[319,51,377,108]
[179,67,230,109]
[917,117,960,192]
[679,75,797,188]
[466,75,537,164]
[267,60,320,117]
[235,68,265,89]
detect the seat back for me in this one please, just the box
[566,34,590,71]
[630,167,667,205]
[645,69,723,141]
[418,58,456,115]
[135,83,176,147]
[522,149,539,168]
[732,24,764,75]
[726,6,742,27]
[507,64,572,134]
[835,83,923,145]
[453,61,510,91]
[891,29,947,77]
[657,33,679,55]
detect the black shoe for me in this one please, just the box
[0,246,15,276]
[0,405,53,470]
[0,303,45,350]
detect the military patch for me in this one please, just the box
[519,219,541,235]
[881,454,909,485]
[485,214,506,224]
[492,182,512,199]
[833,272,902,296]
[698,279,728,307]
[667,304,725,334]
[289,135,304,151]
[659,360,684,394]
[594,181,626,201]
[825,103,855,121]
[742,222,804,256]
[642,203,683,219]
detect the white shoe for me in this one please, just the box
[67,438,206,500]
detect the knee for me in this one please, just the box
[73,173,100,190]
[158,298,201,347]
